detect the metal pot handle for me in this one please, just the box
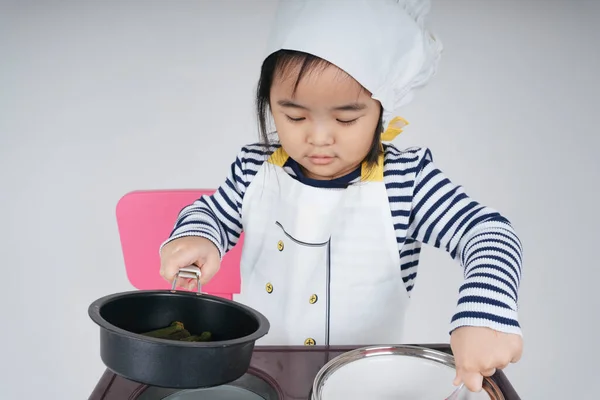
[170,265,202,293]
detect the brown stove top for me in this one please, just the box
[88,344,520,400]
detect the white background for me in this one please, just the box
[1,0,599,398]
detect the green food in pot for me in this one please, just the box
[141,321,212,342]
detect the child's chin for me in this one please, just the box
[303,164,348,180]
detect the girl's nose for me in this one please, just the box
[307,122,334,146]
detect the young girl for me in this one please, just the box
[159,0,523,393]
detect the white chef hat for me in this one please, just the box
[265,0,443,140]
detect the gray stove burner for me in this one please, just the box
[162,386,265,400]
[136,373,280,400]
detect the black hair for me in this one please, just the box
[255,49,383,168]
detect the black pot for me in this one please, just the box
[88,285,270,389]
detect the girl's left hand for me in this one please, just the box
[450,326,523,392]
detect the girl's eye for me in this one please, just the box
[285,115,305,123]
[337,118,358,126]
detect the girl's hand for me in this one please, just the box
[450,326,523,392]
[160,236,221,290]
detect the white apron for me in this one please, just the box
[234,148,409,346]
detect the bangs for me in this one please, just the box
[271,50,363,97]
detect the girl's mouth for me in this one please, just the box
[308,155,335,165]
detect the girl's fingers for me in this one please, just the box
[457,370,484,392]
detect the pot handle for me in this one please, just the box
[170,265,202,293]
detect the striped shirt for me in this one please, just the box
[165,142,523,336]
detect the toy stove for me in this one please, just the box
[88,344,520,400]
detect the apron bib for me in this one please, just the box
[234,148,409,346]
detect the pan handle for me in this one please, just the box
[170,265,202,293]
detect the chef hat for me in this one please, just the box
[265,0,443,140]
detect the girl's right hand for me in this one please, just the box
[159,236,221,291]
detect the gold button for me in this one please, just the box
[309,294,318,304]
[277,240,284,251]
[265,282,273,294]
[304,338,316,346]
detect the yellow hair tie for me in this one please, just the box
[381,116,409,141]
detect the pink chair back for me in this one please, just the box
[115,190,242,299]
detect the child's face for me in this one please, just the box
[270,64,381,180]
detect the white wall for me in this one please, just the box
[1,0,598,398]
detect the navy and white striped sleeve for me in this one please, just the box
[407,148,523,336]
[160,144,269,258]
